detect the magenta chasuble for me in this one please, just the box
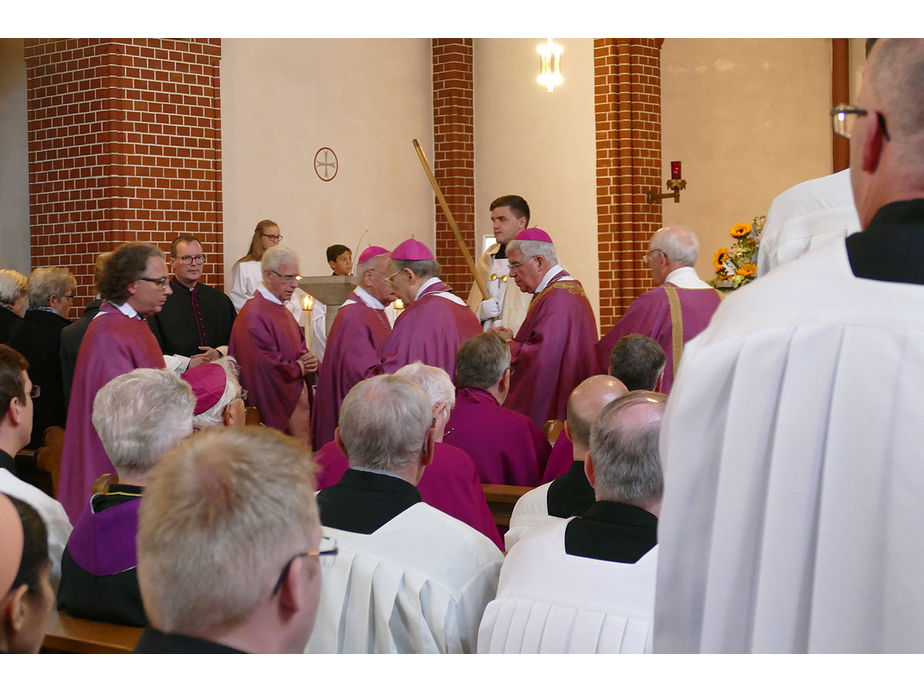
[595,284,721,394]
[310,293,391,451]
[229,291,307,432]
[379,281,480,379]
[503,271,598,429]
[58,303,165,522]
[445,387,550,487]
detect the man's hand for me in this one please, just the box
[298,351,320,375]
[189,346,221,368]
[490,326,514,342]
[478,298,501,321]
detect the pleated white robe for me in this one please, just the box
[479,519,657,654]
[655,238,924,653]
[304,503,503,654]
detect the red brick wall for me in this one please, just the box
[431,39,476,296]
[594,39,664,330]
[25,38,222,310]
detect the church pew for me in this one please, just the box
[35,425,65,497]
[42,610,143,654]
[482,483,533,529]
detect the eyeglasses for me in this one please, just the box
[29,385,40,399]
[237,389,248,402]
[62,293,75,300]
[272,537,339,595]
[268,269,302,284]
[386,270,401,283]
[261,233,283,241]
[175,254,206,265]
[508,257,537,272]
[137,276,170,287]
[831,104,891,141]
[642,248,665,262]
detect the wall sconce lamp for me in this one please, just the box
[646,161,687,204]
[537,38,563,93]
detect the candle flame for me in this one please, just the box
[394,299,404,311]
[303,295,314,311]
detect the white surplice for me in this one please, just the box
[504,482,554,552]
[304,503,503,654]
[479,519,657,654]
[656,237,924,653]
[756,169,861,277]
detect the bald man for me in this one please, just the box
[595,225,721,394]
[504,374,628,551]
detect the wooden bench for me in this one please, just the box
[482,483,533,529]
[42,610,143,654]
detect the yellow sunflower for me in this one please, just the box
[713,248,729,271]
[736,263,757,277]
[730,222,752,238]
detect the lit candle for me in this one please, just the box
[394,298,404,313]
[670,160,682,180]
[302,294,314,350]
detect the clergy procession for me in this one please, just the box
[2,37,924,656]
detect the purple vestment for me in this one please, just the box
[504,270,598,428]
[310,293,392,450]
[312,439,502,549]
[229,291,307,431]
[595,284,721,394]
[540,428,575,484]
[379,281,480,379]
[58,303,165,522]
[66,498,140,575]
[444,387,550,487]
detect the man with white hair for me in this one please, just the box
[306,374,503,653]
[310,245,394,450]
[0,269,28,344]
[479,391,666,654]
[379,238,480,380]
[596,224,721,394]
[655,39,924,653]
[57,367,196,626]
[135,426,325,653]
[492,228,598,428]
[8,266,76,449]
[229,245,319,446]
[181,357,246,429]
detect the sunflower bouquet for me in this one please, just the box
[710,215,765,290]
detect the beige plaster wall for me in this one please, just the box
[661,39,834,281]
[473,38,599,325]
[0,39,30,272]
[220,39,435,287]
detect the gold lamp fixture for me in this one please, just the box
[537,38,563,93]
[646,161,687,204]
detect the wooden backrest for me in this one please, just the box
[482,483,534,529]
[35,425,65,497]
[43,610,143,654]
[543,419,564,445]
[92,473,118,495]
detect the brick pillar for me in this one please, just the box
[594,39,664,330]
[431,39,475,296]
[25,38,222,310]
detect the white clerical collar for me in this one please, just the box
[257,284,284,305]
[415,276,441,301]
[114,302,140,319]
[354,286,385,310]
[665,266,711,289]
[534,264,565,294]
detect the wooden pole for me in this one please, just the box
[412,138,489,300]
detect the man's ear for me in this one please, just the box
[421,427,436,468]
[584,451,596,489]
[333,428,348,458]
[563,419,574,443]
[5,585,28,635]
[860,111,887,173]
[276,556,308,614]
[499,368,511,394]
[7,397,23,427]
